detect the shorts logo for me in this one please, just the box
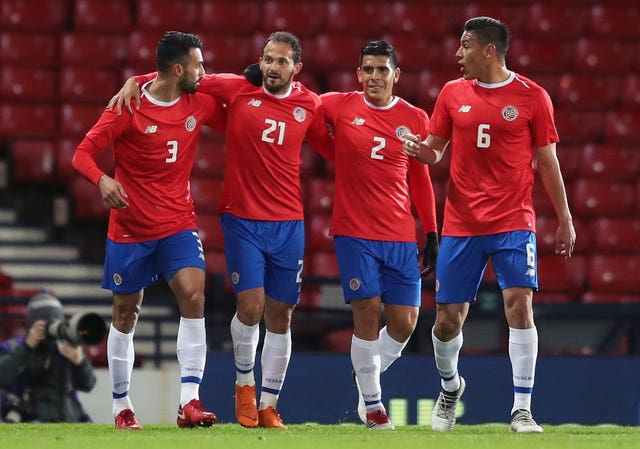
[395,126,411,140]
[502,105,519,121]
[113,273,123,286]
[349,278,361,291]
[435,279,440,292]
[292,107,307,123]
[185,115,197,131]
[525,268,536,277]
[231,272,240,285]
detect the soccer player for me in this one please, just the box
[72,31,224,430]
[110,31,331,429]
[403,17,576,433]
[319,41,438,430]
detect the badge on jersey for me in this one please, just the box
[185,115,197,131]
[292,107,307,123]
[395,126,411,140]
[502,106,519,121]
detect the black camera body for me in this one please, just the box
[46,312,107,345]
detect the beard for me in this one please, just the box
[178,76,199,94]
[263,71,294,94]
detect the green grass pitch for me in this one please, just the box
[1,423,639,449]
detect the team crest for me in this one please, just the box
[113,273,123,286]
[349,278,361,291]
[395,126,411,140]
[502,105,519,121]
[231,272,240,285]
[185,115,197,131]
[292,107,307,123]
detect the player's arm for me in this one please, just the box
[536,143,576,259]
[106,72,156,115]
[408,158,439,276]
[305,105,335,161]
[403,133,449,165]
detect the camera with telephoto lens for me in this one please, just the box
[46,312,107,345]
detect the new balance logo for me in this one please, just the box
[145,125,158,133]
[525,268,536,277]
[248,99,262,107]
[351,118,365,125]
[458,105,472,113]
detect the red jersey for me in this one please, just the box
[134,72,331,221]
[73,81,225,242]
[321,92,437,242]
[429,72,559,237]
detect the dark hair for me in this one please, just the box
[156,31,202,73]
[464,16,511,60]
[359,40,398,69]
[263,31,302,63]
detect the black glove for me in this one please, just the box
[243,63,262,87]
[421,232,439,277]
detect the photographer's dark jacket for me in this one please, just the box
[0,338,96,422]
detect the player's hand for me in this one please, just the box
[25,320,47,349]
[555,220,576,259]
[403,133,423,158]
[243,63,262,87]
[107,78,141,115]
[98,175,129,209]
[58,340,85,366]
[421,232,439,277]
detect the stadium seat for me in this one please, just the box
[557,74,623,110]
[0,103,57,139]
[579,144,640,181]
[198,1,261,35]
[604,110,640,145]
[306,251,339,279]
[58,139,113,181]
[299,284,322,308]
[204,250,227,276]
[572,179,636,218]
[417,70,458,113]
[0,0,69,31]
[573,38,634,74]
[59,103,106,137]
[71,176,108,220]
[537,255,587,296]
[10,140,56,183]
[197,213,224,251]
[621,74,640,110]
[0,67,58,102]
[589,5,639,39]
[60,33,128,69]
[198,34,253,73]
[193,135,226,179]
[262,0,327,36]
[325,71,361,93]
[591,218,640,254]
[536,216,587,256]
[532,74,559,101]
[321,328,353,353]
[588,255,640,293]
[381,35,440,72]
[524,3,590,39]
[313,35,370,71]
[0,32,58,68]
[534,292,574,304]
[326,1,388,35]
[127,31,164,71]
[581,291,640,304]
[392,71,420,106]
[554,144,581,181]
[59,68,120,103]
[73,0,132,33]
[387,2,459,37]
[305,178,334,215]
[307,213,334,252]
[553,110,605,144]
[136,0,198,31]
[189,178,224,215]
[532,179,573,217]
[461,3,530,35]
[300,142,324,178]
[508,39,574,74]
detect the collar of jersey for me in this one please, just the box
[475,71,515,89]
[141,79,181,107]
[262,83,293,99]
[362,94,399,110]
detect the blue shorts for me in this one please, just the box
[220,213,304,304]
[102,229,205,295]
[334,236,421,306]
[435,231,538,304]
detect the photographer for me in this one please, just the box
[0,292,96,422]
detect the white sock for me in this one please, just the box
[230,313,259,386]
[107,323,135,417]
[177,317,206,406]
[432,327,463,392]
[351,335,382,413]
[259,330,291,410]
[378,326,407,373]
[509,326,538,414]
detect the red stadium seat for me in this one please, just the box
[262,1,327,36]
[0,103,57,139]
[300,142,324,179]
[325,71,360,93]
[60,33,128,69]
[553,110,605,144]
[604,110,640,145]
[382,35,440,72]
[57,138,114,181]
[321,328,352,353]
[537,255,587,296]
[532,179,573,218]
[71,176,108,220]
[10,140,56,183]
[554,144,582,181]
[198,34,253,73]
[461,4,530,35]
[136,0,198,31]
[581,291,640,304]
[579,144,640,181]
[621,74,640,110]
[59,68,120,103]
[307,213,334,252]
[0,0,69,31]
[0,32,58,68]
[534,292,574,305]
[392,71,420,106]
[299,284,322,308]
[197,214,224,251]
[59,103,105,137]
[572,179,636,218]
[204,250,227,276]
[417,70,457,113]
[306,251,339,278]
[524,4,590,39]
[588,255,640,293]
[313,35,369,71]
[193,135,226,179]
[536,216,588,256]
[0,67,58,102]
[73,0,132,33]
[198,1,261,35]
[591,218,640,254]
[573,38,634,74]
[305,178,334,215]
[589,5,639,39]
[508,39,574,74]
[388,2,459,37]
[127,31,164,70]
[189,178,224,215]
[557,74,623,110]
[326,1,388,35]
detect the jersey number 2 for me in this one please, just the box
[370,136,385,160]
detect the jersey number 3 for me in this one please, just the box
[166,140,178,163]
